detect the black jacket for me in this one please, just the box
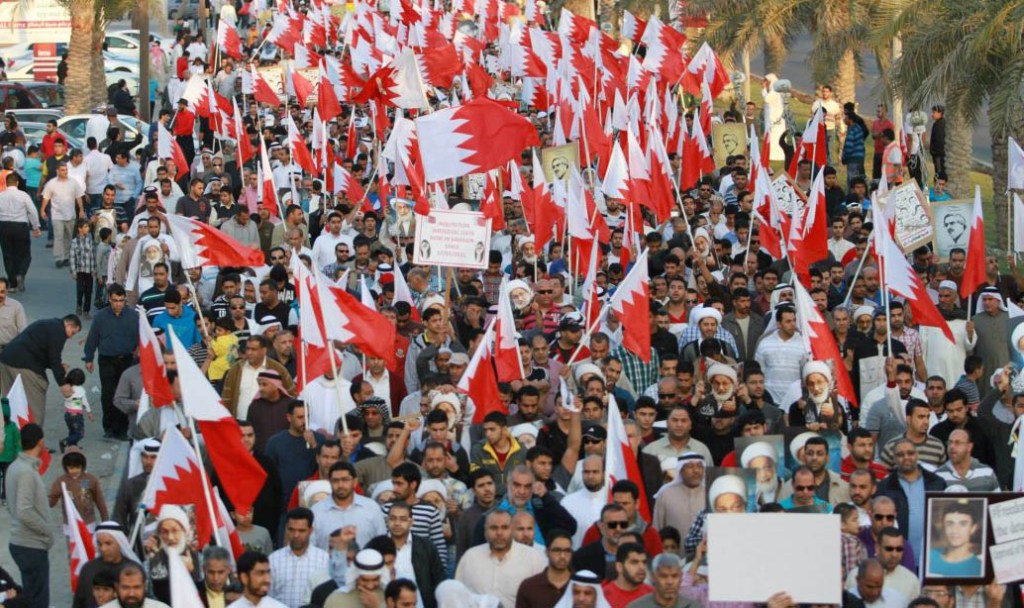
[878,467,947,535]
[0,317,68,384]
[408,534,447,608]
[471,492,577,547]
[571,540,615,581]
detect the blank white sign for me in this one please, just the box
[707,513,841,604]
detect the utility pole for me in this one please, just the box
[140,0,151,122]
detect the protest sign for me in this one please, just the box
[413,209,492,269]
[708,513,840,604]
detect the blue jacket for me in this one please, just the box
[153,306,201,349]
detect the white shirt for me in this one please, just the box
[754,331,807,404]
[310,494,387,551]
[299,376,355,433]
[0,188,39,229]
[67,160,88,191]
[560,487,607,549]
[364,370,392,411]
[227,596,289,608]
[237,360,267,419]
[268,545,330,608]
[85,149,114,194]
[454,541,547,608]
[311,231,355,273]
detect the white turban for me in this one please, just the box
[510,423,539,439]
[854,305,875,321]
[708,475,747,509]
[302,480,332,506]
[802,361,832,383]
[938,280,958,293]
[707,364,737,385]
[157,505,190,533]
[573,362,605,383]
[740,441,778,468]
[789,431,820,462]
[690,305,722,325]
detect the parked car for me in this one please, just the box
[57,113,147,155]
[19,82,63,109]
[1,42,67,71]
[0,83,44,111]
[18,122,86,152]
[5,108,63,124]
[115,30,175,54]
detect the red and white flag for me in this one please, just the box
[458,320,504,423]
[139,312,175,407]
[605,395,651,520]
[793,281,858,407]
[157,122,189,178]
[251,65,282,106]
[332,161,366,203]
[621,10,646,45]
[960,185,987,299]
[287,114,317,175]
[167,330,268,517]
[414,97,540,182]
[579,234,603,329]
[494,282,524,382]
[230,98,254,164]
[790,167,829,285]
[62,481,95,592]
[876,218,955,342]
[292,260,333,392]
[141,426,216,546]
[607,248,651,361]
[216,18,242,60]
[641,16,686,83]
[258,136,280,217]
[1009,137,1024,192]
[6,375,50,473]
[681,41,729,98]
[164,213,266,268]
[318,271,400,371]
[751,167,785,259]
[168,545,205,607]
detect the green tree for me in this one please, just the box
[879,0,1024,245]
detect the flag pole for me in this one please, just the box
[326,344,351,435]
[840,231,874,309]
[565,305,608,368]
[878,230,893,357]
[185,415,223,547]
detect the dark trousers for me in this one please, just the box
[99,355,133,435]
[75,272,93,312]
[872,153,883,181]
[8,543,48,608]
[0,221,30,288]
[933,153,946,179]
[0,461,8,501]
[65,412,85,445]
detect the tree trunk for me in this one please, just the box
[830,50,856,107]
[64,0,96,115]
[563,0,596,21]
[762,31,786,75]
[944,112,972,199]
[990,110,1024,251]
[91,13,107,109]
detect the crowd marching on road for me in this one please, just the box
[0,2,1020,608]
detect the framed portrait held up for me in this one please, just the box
[930,199,974,261]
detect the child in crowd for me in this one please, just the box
[94,226,112,309]
[954,355,983,411]
[835,503,867,579]
[0,398,19,506]
[205,317,240,387]
[61,368,92,451]
[48,447,109,532]
[91,569,117,606]
[69,218,96,318]
[233,507,273,555]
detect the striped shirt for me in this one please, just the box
[382,500,448,570]
[754,331,808,404]
[880,435,947,469]
[934,459,1001,492]
[268,545,330,608]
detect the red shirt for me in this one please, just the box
[41,132,65,159]
[840,455,889,481]
[602,581,653,608]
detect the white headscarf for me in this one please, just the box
[95,521,141,564]
[435,580,501,608]
[654,452,705,500]
[551,571,612,608]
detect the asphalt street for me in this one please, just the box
[0,232,129,608]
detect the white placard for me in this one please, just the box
[413,208,492,270]
[886,181,933,251]
[990,497,1024,544]
[708,513,841,604]
[771,175,807,218]
[990,539,1024,584]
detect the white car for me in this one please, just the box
[57,113,148,155]
[115,30,175,54]
[1,42,67,72]
[4,52,136,80]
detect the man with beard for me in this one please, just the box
[793,436,850,505]
[113,438,159,533]
[934,428,1001,492]
[106,562,170,608]
[878,440,947,561]
[269,508,329,607]
[547,570,613,608]
[787,362,847,432]
[602,543,651,607]
[73,521,140,608]
[561,455,608,549]
[232,551,289,607]
[457,510,547,608]
[143,505,202,605]
[690,363,747,432]
[847,469,878,527]
[625,553,701,608]
[923,281,975,387]
[740,441,789,506]
[841,428,889,481]
[851,312,908,407]
[754,305,807,404]
[643,406,713,464]
[652,453,706,536]
[577,480,663,557]
[864,358,918,451]
[880,398,947,469]
[516,530,574,607]
[930,389,997,469]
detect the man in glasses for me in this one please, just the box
[857,496,917,572]
[571,503,629,581]
[845,528,920,603]
[878,439,947,562]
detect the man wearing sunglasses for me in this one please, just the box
[571,503,630,581]
[857,496,918,571]
[845,527,920,603]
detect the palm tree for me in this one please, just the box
[879,0,1024,247]
[57,0,137,113]
[680,0,878,107]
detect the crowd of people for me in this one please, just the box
[0,1,1018,608]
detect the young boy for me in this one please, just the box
[233,507,273,555]
[48,447,109,531]
[205,317,240,386]
[835,502,867,579]
[954,355,983,411]
[61,368,92,450]
[94,226,113,309]
[91,569,117,606]
[69,219,96,318]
